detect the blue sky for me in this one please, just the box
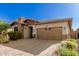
[0,3,79,30]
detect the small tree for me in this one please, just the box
[0,20,10,33]
[0,20,10,43]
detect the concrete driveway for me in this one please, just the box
[2,39,60,55]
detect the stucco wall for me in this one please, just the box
[7,28,13,32]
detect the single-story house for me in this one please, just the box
[11,17,73,40]
[33,18,72,40]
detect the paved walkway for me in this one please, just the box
[2,39,60,55]
[0,45,34,56]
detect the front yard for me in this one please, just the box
[0,21,78,56]
[0,21,61,56]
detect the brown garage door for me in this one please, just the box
[37,27,62,40]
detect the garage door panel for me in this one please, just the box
[47,27,62,40]
[37,27,62,40]
[37,28,47,39]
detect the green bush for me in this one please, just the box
[0,30,9,43]
[8,31,22,40]
[67,39,76,43]
[58,47,78,56]
[61,40,77,50]
[0,21,10,32]
[58,38,78,56]
[61,41,67,47]
[66,41,77,50]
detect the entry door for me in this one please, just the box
[29,27,33,38]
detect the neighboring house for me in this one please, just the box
[70,29,76,39]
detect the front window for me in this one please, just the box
[14,27,18,31]
[63,25,68,30]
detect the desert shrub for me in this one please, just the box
[61,40,77,50]
[66,41,77,50]
[0,21,10,43]
[57,38,78,56]
[67,39,76,43]
[58,47,78,56]
[8,31,22,40]
[0,30,9,43]
[61,41,67,47]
